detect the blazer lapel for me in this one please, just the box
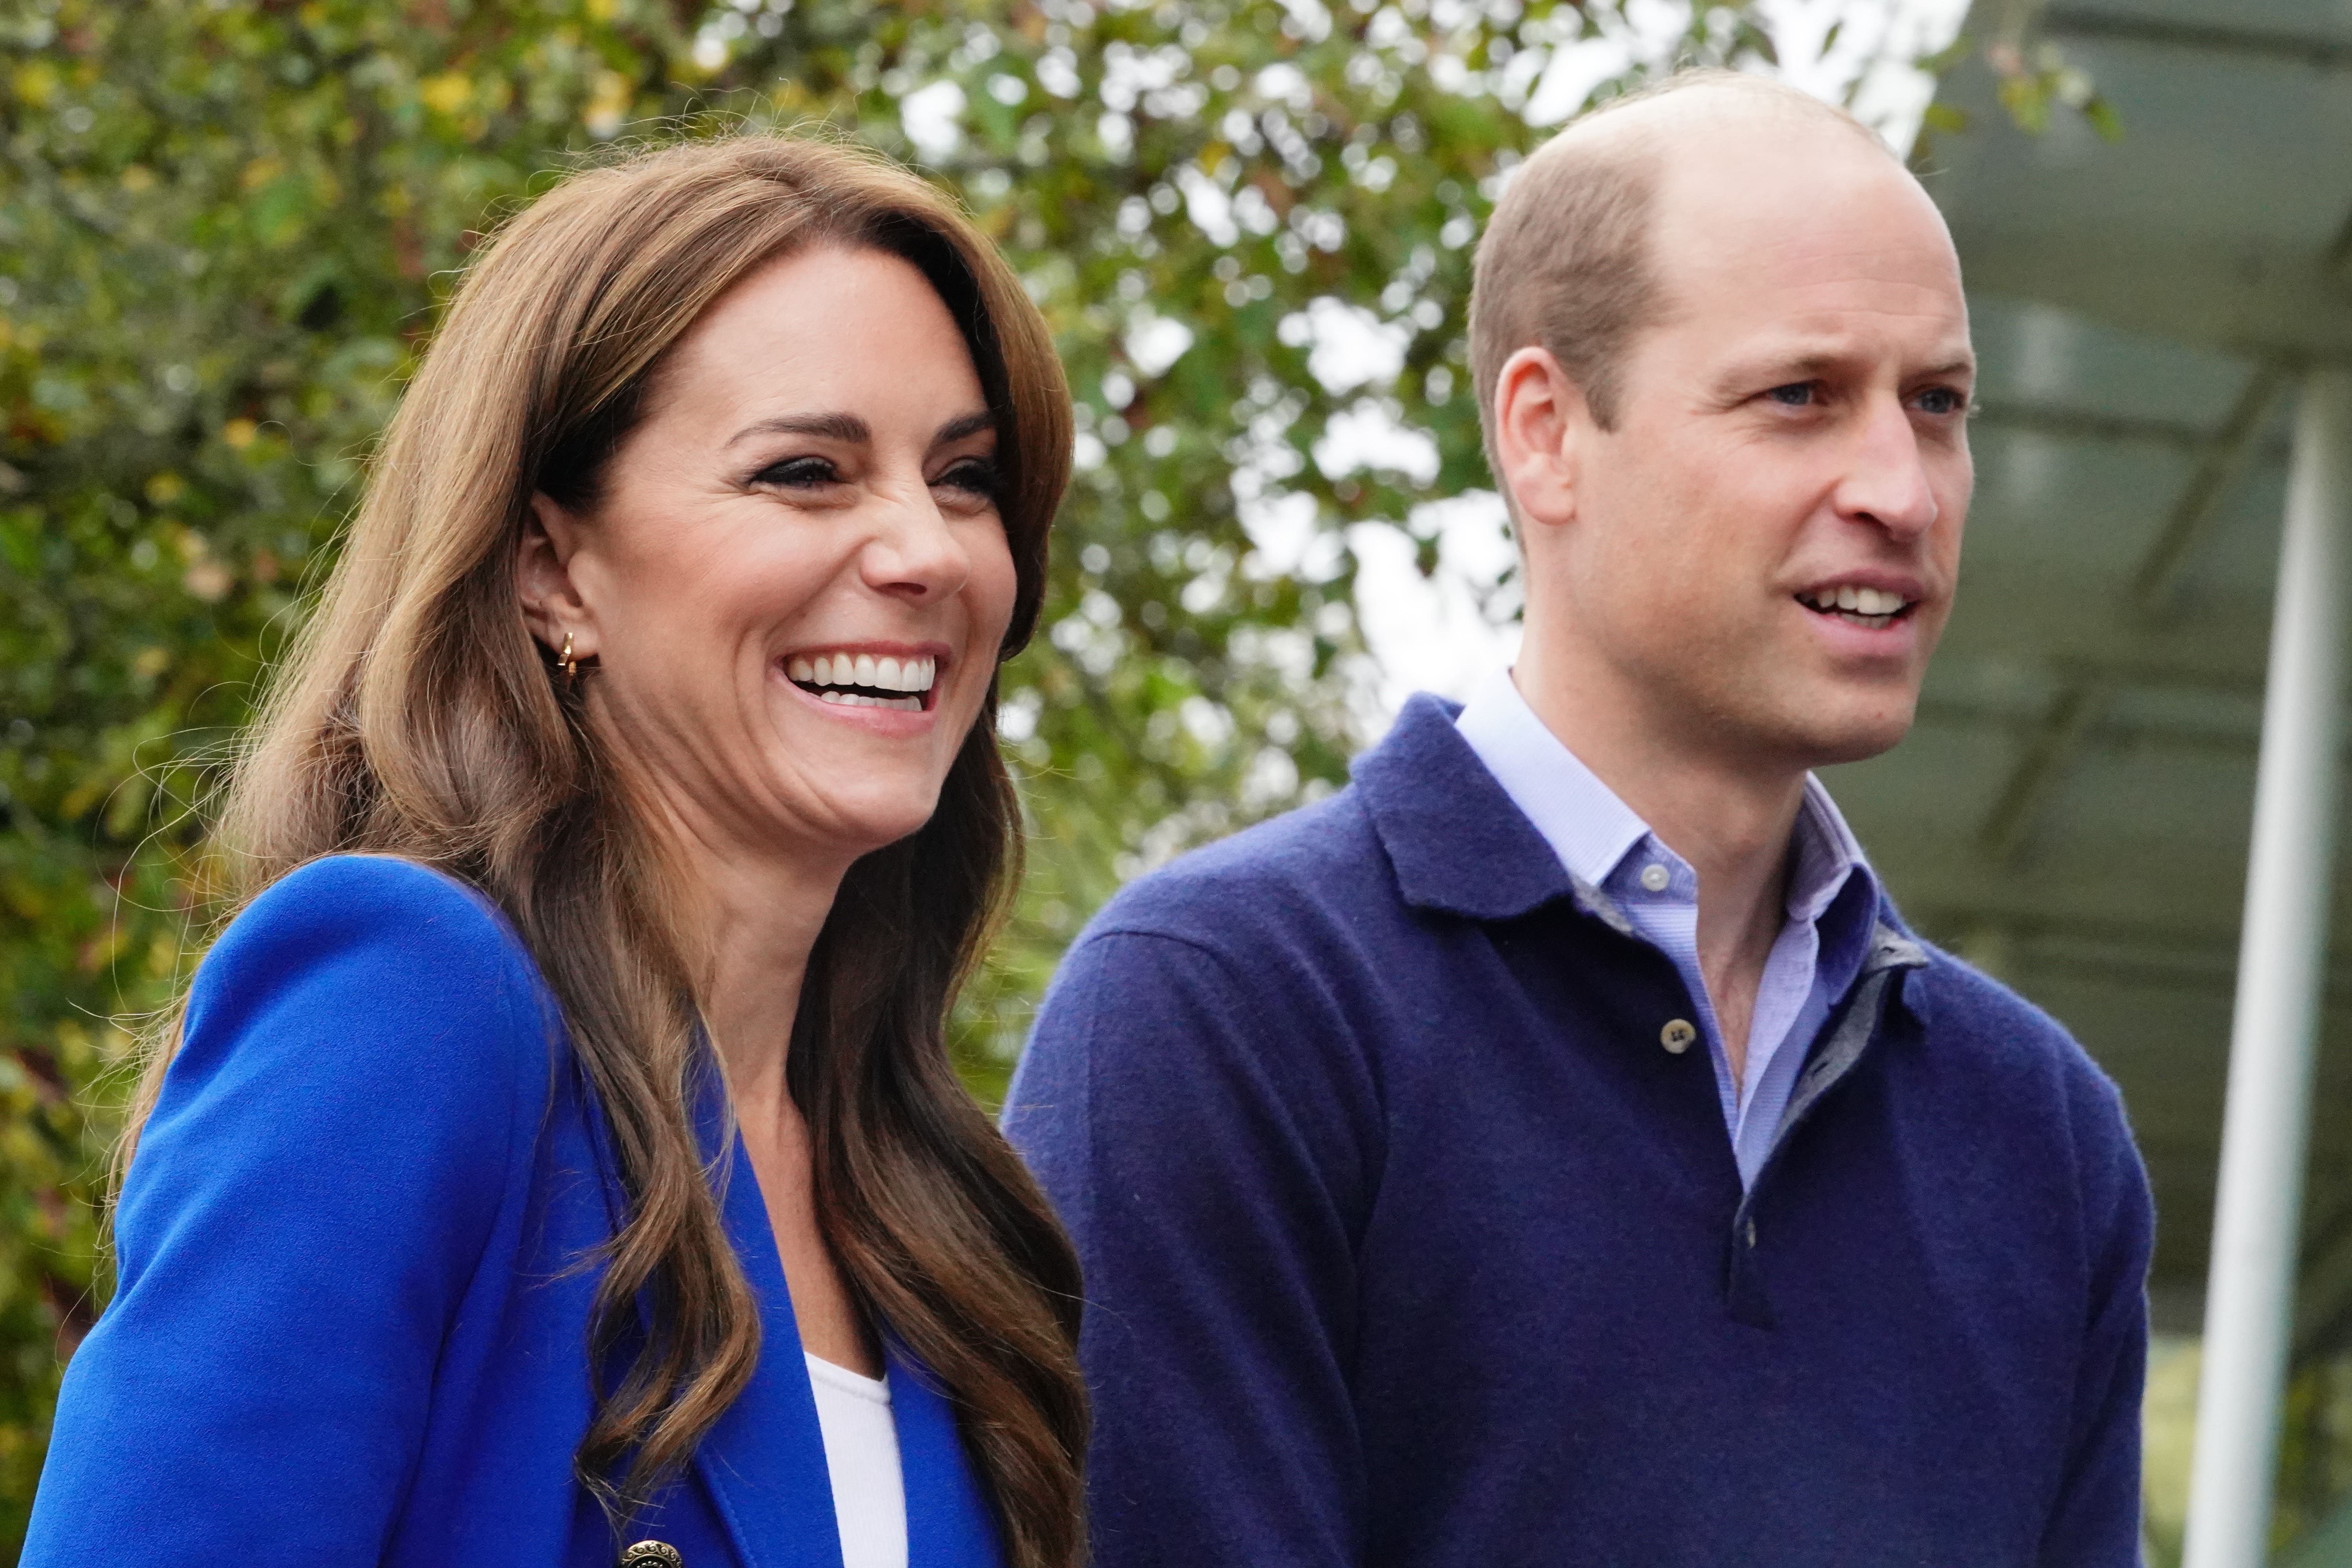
[673,1077,1003,1568]
[692,1127,844,1568]
[887,1347,1005,1567]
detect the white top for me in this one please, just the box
[804,1353,908,1568]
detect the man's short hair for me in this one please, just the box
[1467,69,1891,483]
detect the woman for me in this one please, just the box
[23,134,1085,1568]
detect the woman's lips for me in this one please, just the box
[780,644,947,712]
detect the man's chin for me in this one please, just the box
[1786,698,1919,769]
[1705,677,1922,772]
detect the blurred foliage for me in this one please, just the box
[2271,1351,2352,1564]
[1912,28,2121,146]
[0,0,2008,1546]
[2144,1341,2352,1568]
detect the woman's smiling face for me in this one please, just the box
[520,243,1018,869]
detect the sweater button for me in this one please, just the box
[620,1544,683,1568]
[1660,1018,1697,1054]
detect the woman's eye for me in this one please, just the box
[935,458,1002,499]
[1764,383,1818,408]
[753,456,838,488]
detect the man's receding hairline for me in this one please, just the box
[1543,69,1899,166]
[1468,68,1923,493]
[1511,73,1909,263]
[1580,83,1929,311]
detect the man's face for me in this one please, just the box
[1549,121,1974,771]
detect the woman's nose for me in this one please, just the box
[860,483,973,601]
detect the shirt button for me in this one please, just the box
[620,1544,684,1568]
[1660,1018,1697,1053]
[1639,863,1671,892]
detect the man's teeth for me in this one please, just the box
[784,652,936,711]
[1801,585,1911,623]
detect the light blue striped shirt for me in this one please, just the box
[1455,667,1881,1187]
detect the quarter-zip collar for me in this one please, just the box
[1353,692,1933,1326]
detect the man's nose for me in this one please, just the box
[862,483,973,602]
[1836,398,1941,540]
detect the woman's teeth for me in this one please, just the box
[785,652,936,712]
[1799,585,1911,629]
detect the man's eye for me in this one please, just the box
[1765,383,1817,407]
[753,456,838,488]
[1914,387,1966,416]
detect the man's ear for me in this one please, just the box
[517,492,595,658]
[1492,346,1595,533]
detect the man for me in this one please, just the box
[1005,70,2150,1567]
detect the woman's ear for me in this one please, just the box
[1492,346,1594,535]
[517,492,595,658]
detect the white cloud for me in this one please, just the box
[1176,165,1241,248]
[1282,297,1408,394]
[899,80,965,162]
[1348,494,1523,721]
[1314,400,1439,485]
[1746,0,1973,152]
[1125,311,1195,377]
[1524,36,1635,127]
[1240,487,1346,584]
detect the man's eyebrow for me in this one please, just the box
[1711,350,1841,392]
[726,412,869,448]
[1713,348,1977,390]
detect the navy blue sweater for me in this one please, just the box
[1004,696,2151,1568]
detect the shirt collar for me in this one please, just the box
[1788,774,1874,924]
[1455,666,1651,889]
[1350,693,1582,922]
[1452,665,1879,922]
[1352,690,1926,995]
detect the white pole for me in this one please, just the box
[2185,368,2352,1568]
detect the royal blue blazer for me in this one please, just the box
[23,854,1005,1568]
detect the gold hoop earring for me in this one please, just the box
[559,632,578,685]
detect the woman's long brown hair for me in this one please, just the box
[119,134,1086,1567]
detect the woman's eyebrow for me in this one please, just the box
[933,410,995,445]
[722,410,993,448]
[726,412,869,448]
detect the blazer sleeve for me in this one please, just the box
[23,855,551,1566]
[1003,926,1377,1568]
[2038,1063,2156,1568]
